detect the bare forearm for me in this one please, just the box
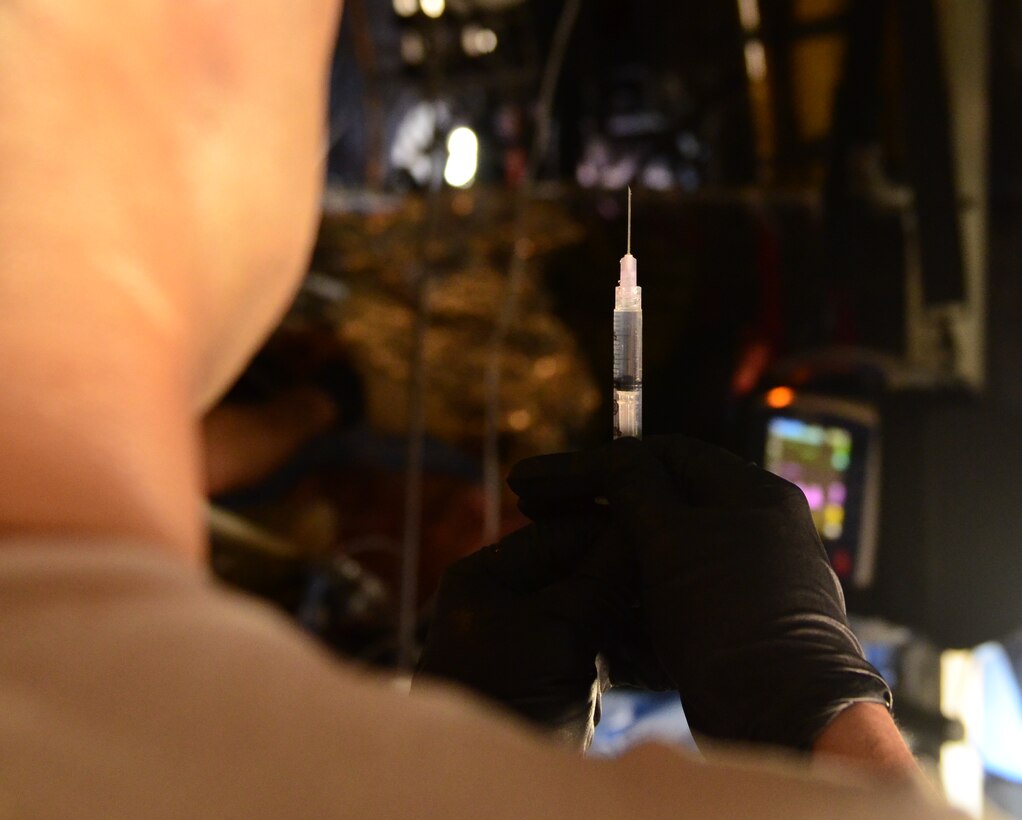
[813,703,918,778]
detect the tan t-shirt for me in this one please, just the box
[0,541,962,819]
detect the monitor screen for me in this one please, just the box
[755,393,880,587]
[764,416,853,543]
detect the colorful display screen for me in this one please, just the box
[764,417,853,542]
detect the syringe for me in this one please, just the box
[613,188,642,439]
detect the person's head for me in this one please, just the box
[1,0,344,408]
[173,0,345,406]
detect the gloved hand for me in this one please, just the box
[508,435,892,751]
[414,513,626,751]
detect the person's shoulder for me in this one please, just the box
[0,537,366,696]
[0,539,400,816]
[0,540,971,820]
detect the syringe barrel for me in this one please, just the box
[613,306,642,439]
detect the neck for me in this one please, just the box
[0,261,204,566]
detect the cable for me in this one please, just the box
[396,90,449,672]
[481,0,584,544]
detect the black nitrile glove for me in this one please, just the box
[415,513,627,751]
[508,435,892,751]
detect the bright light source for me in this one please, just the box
[477,29,498,54]
[641,161,674,191]
[444,126,479,188]
[507,408,533,431]
[400,31,426,65]
[940,651,986,817]
[393,0,418,17]
[737,0,761,32]
[765,386,796,409]
[462,25,498,56]
[391,102,439,185]
[744,39,767,83]
[420,0,445,19]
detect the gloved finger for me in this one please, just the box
[507,449,606,506]
[509,436,771,512]
[602,604,675,692]
[455,510,610,595]
[516,493,604,523]
[534,527,633,638]
[604,437,686,563]
[641,435,779,506]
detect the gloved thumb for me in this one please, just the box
[534,527,633,643]
[508,448,606,520]
[454,511,610,595]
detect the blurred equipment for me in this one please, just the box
[613,189,642,440]
[322,0,594,670]
[750,353,1022,651]
[756,391,880,589]
[209,506,393,661]
[479,0,583,544]
[726,0,988,388]
[314,191,597,457]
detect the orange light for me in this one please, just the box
[765,386,796,409]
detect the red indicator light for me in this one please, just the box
[831,549,852,578]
